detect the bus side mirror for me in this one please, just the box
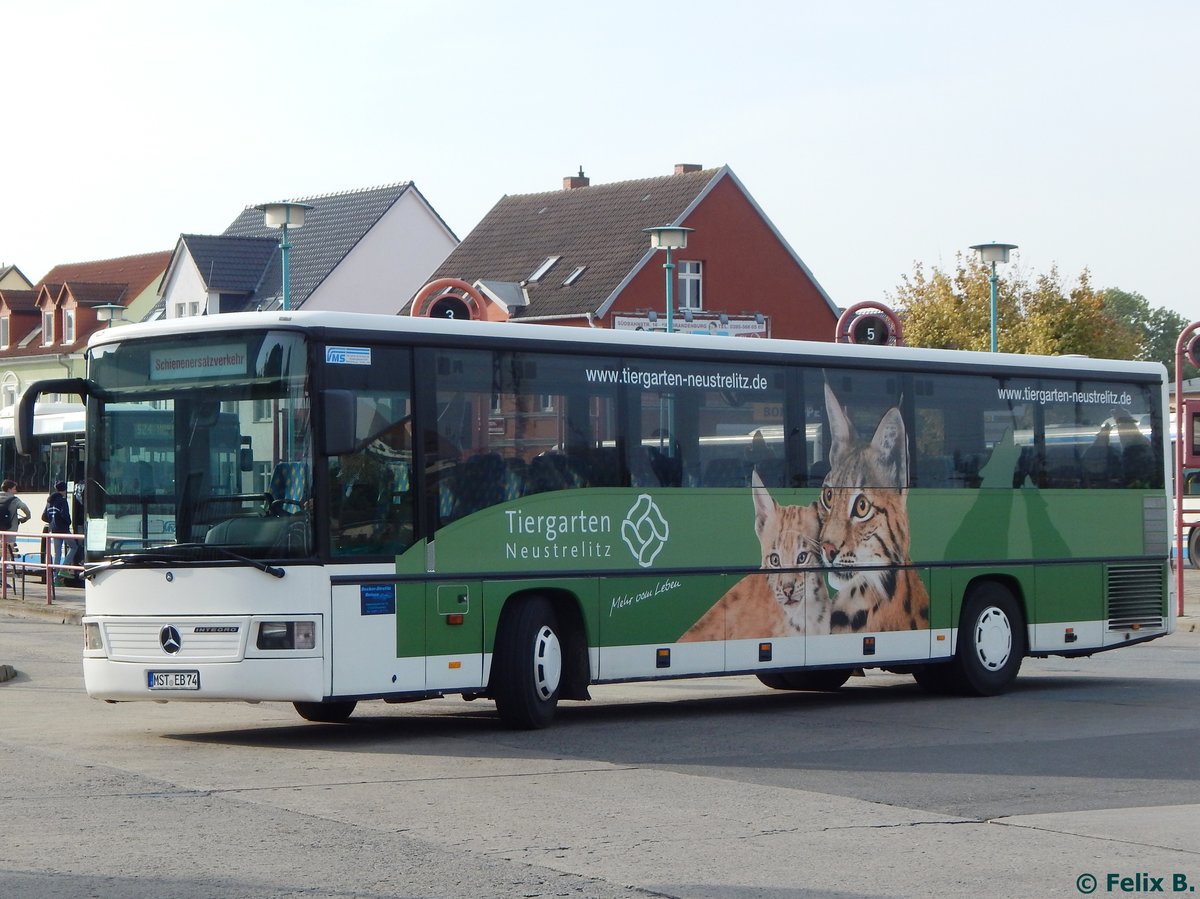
[16,378,92,456]
[239,440,254,473]
[322,389,358,457]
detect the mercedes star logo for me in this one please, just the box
[160,625,182,654]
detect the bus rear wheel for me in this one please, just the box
[293,700,356,723]
[490,596,563,729]
[756,669,852,692]
[948,582,1026,696]
[1189,528,1200,569]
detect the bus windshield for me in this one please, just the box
[86,330,312,559]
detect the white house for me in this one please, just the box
[155,183,458,319]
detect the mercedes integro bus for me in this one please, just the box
[17,312,1174,728]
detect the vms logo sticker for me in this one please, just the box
[621,494,670,568]
[326,346,372,365]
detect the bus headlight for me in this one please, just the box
[256,620,316,651]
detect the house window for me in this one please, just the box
[678,261,703,310]
[529,256,561,282]
[190,301,201,317]
[253,398,273,422]
[1,374,17,410]
[42,309,55,345]
[63,308,76,344]
[175,302,187,319]
[540,394,555,413]
[562,266,586,287]
[253,461,273,494]
[0,315,9,349]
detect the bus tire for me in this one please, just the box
[911,663,959,695]
[950,582,1026,696]
[491,596,562,729]
[756,669,852,691]
[293,700,356,723]
[756,672,794,690]
[1189,528,1200,569]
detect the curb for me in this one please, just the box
[0,598,83,625]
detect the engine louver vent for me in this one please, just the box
[1106,564,1164,631]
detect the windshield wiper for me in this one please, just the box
[87,543,285,579]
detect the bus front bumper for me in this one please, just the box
[83,657,326,703]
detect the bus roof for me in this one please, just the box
[88,310,1168,381]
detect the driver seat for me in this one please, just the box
[270,462,310,512]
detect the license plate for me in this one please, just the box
[147,670,200,691]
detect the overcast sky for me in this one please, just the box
[5,1,1197,323]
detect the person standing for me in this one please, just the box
[0,479,31,533]
[0,480,32,589]
[44,481,72,575]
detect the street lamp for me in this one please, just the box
[255,201,313,311]
[643,225,694,333]
[94,303,124,328]
[970,242,1018,352]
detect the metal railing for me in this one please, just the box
[1,531,85,605]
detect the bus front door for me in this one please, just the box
[330,580,425,698]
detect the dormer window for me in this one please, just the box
[42,308,55,345]
[528,256,561,282]
[63,308,76,344]
[0,314,8,350]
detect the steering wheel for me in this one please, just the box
[269,498,306,516]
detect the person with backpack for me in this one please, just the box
[0,479,32,535]
[43,481,72,574]
[0,480,32,588]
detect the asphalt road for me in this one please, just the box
[1,614,1198,899]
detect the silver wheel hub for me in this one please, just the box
[974,606,1012,672]
[532,625,562,700]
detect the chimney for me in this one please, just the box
[563,166,590,190]
[674,163,702,175]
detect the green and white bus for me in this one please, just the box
[17,311,1174,728]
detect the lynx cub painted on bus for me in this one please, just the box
[681,475,829,640]
[820,384,930,633]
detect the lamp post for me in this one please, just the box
[970,242,1018,352]
[94,303,124,328]
[255,201,313,311]
[643,225,694,333]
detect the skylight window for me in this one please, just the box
[562,266,586,287]
[529,256,561,282]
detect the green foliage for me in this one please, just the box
[1102,288,1196,380]
[892,254,1182,366]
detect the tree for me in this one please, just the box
[893,255,1141,359]
[1102,288,1195,380]
[892,257,1019,352]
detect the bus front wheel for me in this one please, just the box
[950,582,1026,696]
[490,596,563,729]
[1189,528,1200,569]
[293,700,356,723]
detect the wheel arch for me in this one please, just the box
[488,586,592,701]
[956,573,1029,643]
